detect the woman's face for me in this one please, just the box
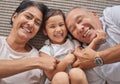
[12,6,43,41]
[44,15,67,44]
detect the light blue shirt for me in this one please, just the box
[94,5,120,84]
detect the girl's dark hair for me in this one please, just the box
[42,8,65,30]
[10,0,48,29]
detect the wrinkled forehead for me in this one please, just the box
[67,8,88,20]
[66,8,89,27]
[66,8,82,27]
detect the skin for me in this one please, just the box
[41,15,75,80]
[42,12,105,84]
[44,15,67,44]
[66,7,120,70]
[66,8,103,44]
[0,6,58,78]
[8,6,42,52]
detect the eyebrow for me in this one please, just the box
[68,15,82,31]
[27,12,42,22]
[75,15,82,21]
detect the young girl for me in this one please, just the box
[39,8,105,84]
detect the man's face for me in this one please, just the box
[66,8,102,44]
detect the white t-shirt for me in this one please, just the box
[39,38,80,84]
[40,38,80,59]
[0,36,45,84]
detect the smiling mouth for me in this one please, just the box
[82,27,91,38]
[54,33,63,38]
[21,26,32,33]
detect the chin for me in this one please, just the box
[85,40,91,44]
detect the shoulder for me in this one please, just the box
[103,5,120,17]
[103,5,120,15]
[104,5,120,12]
[0,36,6,40]
[67,38,81,48]
[0,36,6,44]
[38,39,51,55]
[103,5,120,27]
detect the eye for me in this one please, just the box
[25,15,32,20]
[35,20,41,26]
[77,19,82,24]
[59,23,65,27]
[49,25,56,29]
[70,26,76,33]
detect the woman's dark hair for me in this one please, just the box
[42,8,65,30]
[10,0,48,29]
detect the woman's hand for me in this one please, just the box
[39,52,60,71]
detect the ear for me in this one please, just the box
[12,13,18,22]
[43,29,48,36]
[91,11,97,16]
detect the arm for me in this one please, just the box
[99,44,120,64]
[73,6,120,69]
[41,51,75,80]
[0,56,58,78]
[73,44,120,69]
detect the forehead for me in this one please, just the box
[66,9,80,27]
[46,15,64,23]
[23,6,42,19]
[68,8,82,16]
[66,8,88,27]
[67,8,88,17]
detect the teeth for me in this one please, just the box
[22,26,32,33]
[83,27,90,38]
[54,33,63,37]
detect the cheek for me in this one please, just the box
[34,26,40,34]
[46,30,53,38]
[63,28,67,35]
[73,33,80,40]
[89,32,97,42]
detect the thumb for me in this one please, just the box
[67,49,74,54]
[54,57,60,64]
[72,59,80,67]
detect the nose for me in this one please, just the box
[56,26,62,32]
[76,24,84,32]
[27,20,34,27]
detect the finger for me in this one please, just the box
[77,46,83,50]
[72,59,80,67]
[74,52,83,59]
[78,64,84,70]
[54,57,60,64]
[74,47,82,54]
[67,49,74,54]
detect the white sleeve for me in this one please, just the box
[72,40,81,48]
[0,36,5,52]
[39,45,51,56]
[103,5,120,28]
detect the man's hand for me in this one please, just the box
[92,29,106,45]
[73,47,97,70]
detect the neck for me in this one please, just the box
[6,34,30,52]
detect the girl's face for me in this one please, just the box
[12,6,43,41]
[44,15,67,44]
